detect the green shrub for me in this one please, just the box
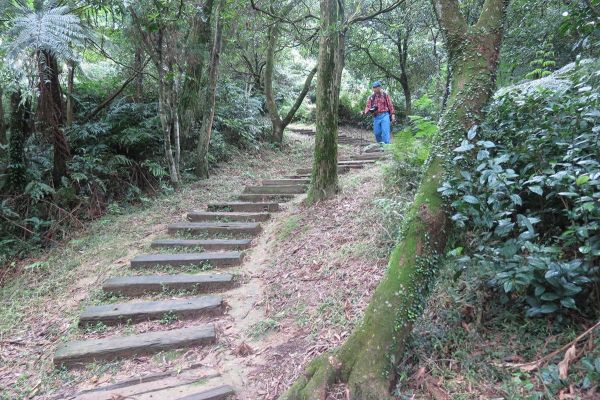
[338,92,362,124]
[214,83,270,148]
[439,64,600,317]
[387,115,438,191]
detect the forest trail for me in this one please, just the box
[53,131,385,399]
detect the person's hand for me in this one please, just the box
[391,114,396,123]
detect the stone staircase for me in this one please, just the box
[54,150,385,399]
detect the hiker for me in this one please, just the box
[362,81,396,144]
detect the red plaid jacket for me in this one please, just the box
[364,92,395,116]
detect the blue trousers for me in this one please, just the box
[373,112,391,144]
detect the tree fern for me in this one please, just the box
[4,1,87,62]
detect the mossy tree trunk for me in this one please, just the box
[37,50,70,185]
[396,29,412,117]
[196,0,224,178]
[180,0,215,150]
[264,4,318,144]
[306,0,345,204]
[281,0,509,398]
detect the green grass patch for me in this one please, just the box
[277,215,301,241]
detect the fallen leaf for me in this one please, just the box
[233,342,254,357]
[558,345,577,379]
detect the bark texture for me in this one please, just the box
[281,1,509,398]
[196,0,224,178]
[0,88,6,143]
[66,60,75,127]
[180,0,215,148]
[37,50,70,185]
[306,0,345,204]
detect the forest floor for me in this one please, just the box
[0,127,397,400]
[0,131,323,399]
[2,125,596,400]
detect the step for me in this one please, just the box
[365,146,384,153]
[103,273,235,296]
[262,178,310,186]
[243,185,307,194]
[285,174,310,179]
[187,211,270,222]
[350,153,385,160]
[337,164,365,169]
[79,296,223,326]
[131,252,243,269]
[296,167,350,175]
[54,325,216,367]
[177,385,235,400]
[237,193,296,202]
[168,222,262,236]
[151,239,252,251]
[338,159,376,165]
[73,366,223,400]
[207,202,280,212]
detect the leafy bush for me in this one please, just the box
[439,63,600,317]
[214,83,270,148]
[338,92,363,124]
[412,94,435,115]
[386,115,438,191]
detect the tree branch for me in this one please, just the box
[282,64,318,126]
[82,58,151,123]
[355,43,403,81]
[475,0,510,32]
[430,0,467,47]
[347,0,406,25]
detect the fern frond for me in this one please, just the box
[6,3,87,62]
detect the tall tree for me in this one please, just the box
[196,0,225,178]
[260,1,318,143]
[4,1,86,184]
[281,0,510,398]
[307,0,404,204]
[306,0,345,203]
[130,2,187,185]
[179,0,216,147]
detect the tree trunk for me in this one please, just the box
[306,0,345,204]
[66,60,75,127]
[263,3,318,144]
[6,90,31,193]
[0,88,6,144]
[180,0,215,147]
[397,30,412,118]
[134,46,144,102]
[281,1,509,398]
[264,22,285,143]
[37,50,69,185]
[196,0,224,178]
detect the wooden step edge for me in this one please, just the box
[74,366,222,400]
[54,325,216,368]
[186,211,271,222]
[176,385,235,400]
[103,273,235,297]
[78,296,224,326]
[206,202,280,212]
[150,239,253,250]
[130,252,244,268]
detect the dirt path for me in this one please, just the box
[1,128,389,400]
